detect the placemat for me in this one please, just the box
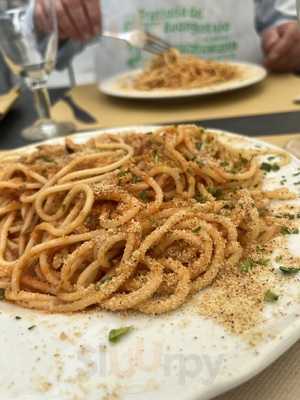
[51,74,300,130]
[215,340,300,400]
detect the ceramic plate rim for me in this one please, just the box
[99,61,267,100]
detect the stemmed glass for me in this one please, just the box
[0,0,75,141]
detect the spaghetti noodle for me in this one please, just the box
[132,48,239,91]
[0,125,295,314]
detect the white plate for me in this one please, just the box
[1,126,300,400]
[99,62,267,100]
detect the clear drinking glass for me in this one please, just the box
[0,0,75,141]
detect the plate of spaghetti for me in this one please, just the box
[100,49,267,99]
[0,125,300,400]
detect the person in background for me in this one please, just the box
[0,0,299,93]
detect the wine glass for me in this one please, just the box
[0,0,75,141]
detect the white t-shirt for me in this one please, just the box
[48,0,296,87]
[95,0,262,82]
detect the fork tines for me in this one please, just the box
[144,32,172,55]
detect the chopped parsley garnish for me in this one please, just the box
[240,258,269,272]
[132,175,142,184]
[196,159,204,167]
[117,170,128,178]
[108,326,133,343]
[96,276,112,289]
[28,325,36,331]
[293,172,300,177]
[260,162,280,173]
[192,226,202,234]
[279,266,300,275]
[281,227,299,235]
[0,288,5,300]
[146,132,153,135]
[194,194,206,203]
[195,142,203,151]
[39,155,56,163]
[264,290,279,303]
[280,213,295,220]
[240,258,256,273]
[15,316,22,320]
[153,150,160,163]
[294,181,300,186]
[208,187,223,199]
[257,258,270,266]
[220,161,229,168]
[231,157,248,172]
[256,245,264,253]
[267,156,276,161]
[279,267,300,275]
[139,191,150,203]
[275,255,283,263]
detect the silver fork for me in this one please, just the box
[101,29,172,55]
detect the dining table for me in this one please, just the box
[0,71,300,400]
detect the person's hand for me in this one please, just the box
[262,21,300,72]
[36,0,101,42]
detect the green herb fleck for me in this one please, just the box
[108,326,134,343]
[153,150,160,163]
[39,155,56,163]
[294,181,300,186]
[268,156,276,161]
[139,191,149,203]
[293,172,300,177]
[281,227,299,235]
[279,266,300,275]
[28,325,36,331]
[0,288,5,300]
[240,257,269,272]
[260,162,280,173]
[132,175,142,184]
[208,187,223,199]
[117,170,128,178]
[195,142,203,151]
[281,213,295,220]
[275,255,283,263]
[146,132,153,135]
[231,157,248,172]
[257,258,270,266]
[240,258,256,273]
[220,161,229,168]
[264,290,279,303]
[194,194,206,203]
[96,276,113,289]
[15,316,22,320]
[196,159,204,167]
[192,226,202,234]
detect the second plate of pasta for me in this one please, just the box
[99,55,267,100]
